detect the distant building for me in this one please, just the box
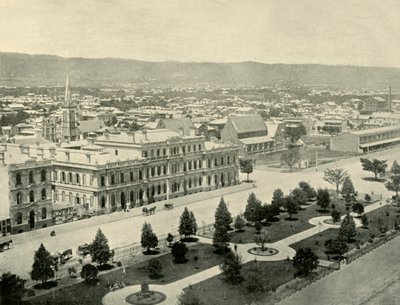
[362,97,388,113]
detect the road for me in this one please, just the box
[1,146,399,281]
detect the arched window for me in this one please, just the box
[76,195,80,205]
[157,184,161,194]
[76,174,80,184]
[42,208,47,219]
[29,190,35,202]
[68,173,72,183]
[101,196,106,208]
[16,192,22,204]
[61,172,66,182]
[16,212,22,224]
[29,171,34,184]
[15,172,22,186]
[41,188,46,200]
[41,169,46,182]
[163,183,167,193]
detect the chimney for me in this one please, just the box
[142,129,148,140]
[87,132,97,145]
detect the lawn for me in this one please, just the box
[291,204,400,261]
[183,260,296,305]
[229,194,377,244]
[29,243,223,305]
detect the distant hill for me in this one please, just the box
[0,52,400,89]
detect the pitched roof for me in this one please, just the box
[77,120,105,134]
[229,115,267,134]
[157,118,194,136]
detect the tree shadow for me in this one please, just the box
[97,263,114,271]
[362,177,386,183]
[33,281,58,290]
[284,217,299,221]
[173,258,189,264]
[180,237,199,243]
[316,209,330,214]
[143,250,160,255]
[149,273,164,280]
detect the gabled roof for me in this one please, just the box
[229,115,267,134]
[77,120,105,134]
[157,118,194,136]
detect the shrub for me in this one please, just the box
[171,242,188,263]
[81,264,98,283]
[364,194,371,202]
[147,258,162,278]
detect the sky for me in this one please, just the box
[0,0,399,67]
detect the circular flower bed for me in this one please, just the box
[247,247,279,256]
[125,291,166,305]
[323,219,341,225]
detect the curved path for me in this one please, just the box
[102,199,389,305]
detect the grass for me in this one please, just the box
[291,204,400,261]
[29,243,223,305]
[183,260,295,305]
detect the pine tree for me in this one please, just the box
[31,243,55,283]
[244,193,262,222]
[141,222,158,253]
[271,188,285,212]
[90,229,111,266]
[215,197,232,230]
[220,251,243,284]
[234,215,245,231]
[341,176,355,196]
[316,188,331,212]
[391,160,400,176]
[213,225,230,251]
[189,211,197,236]
[339,213,356,242]
[179,207,193,239]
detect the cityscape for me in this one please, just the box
[1,1,400,305]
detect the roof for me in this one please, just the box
[11,135,51,145]
[77,120,105,133]
[360,136,400,148]
[351,125,400,136]
[209,118,228,125]
[157,118,194,136]
[229,115,267,134]
[239,135,274,145]
[96,129,192,144]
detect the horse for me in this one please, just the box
[149,206,156,214]
[0,240,12,252]
[142,207,149,216]
[164,203,174,210]
[60,249,73,263]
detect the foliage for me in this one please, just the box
[190,212,197,236]
[339,213,356,242]
[364,194,371,202]
[179,208,196,239]
[323,168,348,194]
[292,248,319,277]
[361,214,369,228]
[166,233,174,247]
[219,251,243,284]
[244,193,263,222]
[81,264,98,283]
[386,175,400,196]
[262,204,279,222]
[391,160,400,176]
[234,215,245,231]
[31,243,55,283]
[171,242,188,263]
[214,197,232,230]
[331,209,341,223]
[254,231,269,251]
[280,148,301,172]
[147,258,162,277]
[213,225,230,251]
[341,176,355,196]
[285,124,307,146]
[324,238,348,256]
[177,288,204,305]
[352,202,365,216]
[239,159,254,182]
[0,111,30,127]
[283,196,298,219]
[243,270,268,294]
[90,229,111,266]
[316,188,331,211]
[299,181,317,200]
[141,222,158,252]
[360,158,388,180]
[0,272,27,305]
[271,188,285,211]
[291,188,308,206]
[254,221,262,233]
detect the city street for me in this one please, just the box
[1,146,399,281]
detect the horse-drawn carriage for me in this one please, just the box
[142,206,156,216]
[52,249,73,264]
[164,203,174,210]
[0,240,12,252]
[76,243,92,256]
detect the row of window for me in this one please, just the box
[16,189,47,204]
[57,171,93,186]
[141,144,203,158]
[15,169,47,186]
[15,208,47,225]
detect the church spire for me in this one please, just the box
[65,74,72,106]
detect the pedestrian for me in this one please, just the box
[234,244,238,252]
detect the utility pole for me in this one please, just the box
[315,149,318,172]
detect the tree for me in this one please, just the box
[215,197,233,230]
[262,204,278,222]
[391,160,400,176]
[316,188,331,212]
[361,214,369,228]
[189,211,197,237]
[331,210,341,224]
[177,289,204,305]
[271,188,285,211]
[90,229,111,266]
[254,231,269,251]
[147,258,162,278]
[254,221,262,233]
[220,251,243,284]
[179,207,194,239]
[339,213,356,242]
[141,222,158,253]
[299,181,317,200]
[341,176,355,197]
[280,148,301,172]
[284,196,298,219]
[166,233,174,247]
[285,124,307,147]
[360,158,387,180]
[291,188,308,206]
[324,239,348,257]
[386,175,400,197]
[0,272,26,305]
[352,202,365,216]
[171,242,188,263]
[80,264,98,283]
[292,248,319,277]
[31,243,55,283]
[239,159,253,182]
[323,168,349,194]
[213,225,230,251]
[234,215,245,232]
[244,193,262,222]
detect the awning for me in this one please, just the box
[360,136,400,148]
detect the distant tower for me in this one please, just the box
[61,75,79,142]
